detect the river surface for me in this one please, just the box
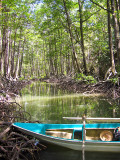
[16,82,120,160]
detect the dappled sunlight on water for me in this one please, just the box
[16,93,101,103]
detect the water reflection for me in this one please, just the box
[17,82,120,123]
[17,82,120,159]
[38,144,120,160]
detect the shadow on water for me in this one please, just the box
[38,143,120,160]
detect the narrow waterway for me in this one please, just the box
[16,81,120,160]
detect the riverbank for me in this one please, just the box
[0,76,32,101]
[42,75,120,99]
[0,77,46,160]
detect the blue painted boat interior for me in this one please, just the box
[13,122,120,138]
[13,122,83,134]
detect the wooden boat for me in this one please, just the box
[13,117,120,152]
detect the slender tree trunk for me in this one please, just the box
[43,40,48,77]
[2,26,8,77]
[115,0,120,35]
[30,48,34,77]
[14,30,22,79]
[54,35,58,76]
[2,5,9,77]
[78,0,87,75]
[58,29,64,75]
[60,43,63,75]
[49,39,54,76]
[115,0,120,27]
[115,0,120,64]
[66,50,71,75]
[18,37,25,77]
[111,0,120,64]
[0,0,2,73]
[63,0,82,73]
[0,25,2,73]
[10,28,17,77]
[107,0,116,74]
[8,26,13,78]
[8,30,11,78]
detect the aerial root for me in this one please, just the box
[0,101,46,160]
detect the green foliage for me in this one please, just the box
[19,77,25,80]
[109,78,118,85]
[1,0,119,80]
[30,76,38,80]
[75,73,97,84]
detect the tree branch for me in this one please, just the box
[0,127,11,139]
[90,0,112,13]
[82,9,101,22]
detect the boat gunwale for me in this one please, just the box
[12,124,82,142]
[12,123,120,144]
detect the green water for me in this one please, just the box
[17,82,120,123]
[16,81,120,160]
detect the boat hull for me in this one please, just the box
[13,123,120,152]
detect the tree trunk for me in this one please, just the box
[63,0,82,73]
[10,28,17,77]
[111,0,120,65]
[0,24,2,74]
[54,35,58,76]
[107,0,116,75]
[58,29,64,75]
[115,0,120,64]
[3,28,9,78]
[2,5,9,77]
[43,40,48,77]
[8,27,12,78]
[115,0,120,28]
[0,0,3,73]
[18,37,25,77]
[14,30,22,79]
[78,0,87,75]
[49,41,54,76]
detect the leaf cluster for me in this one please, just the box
[75,73,97,84]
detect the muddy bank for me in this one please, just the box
[43,76,120,99]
